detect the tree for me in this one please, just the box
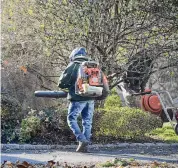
[2,0,178,108]
[1,0,61,110]
[33,0,178,91]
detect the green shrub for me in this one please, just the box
[110,88,118,95]
[96,107,162,139]
[20,116,41,142]
[1,95,22,143]
[104,95,122,109]
[147,123,178,143]
[19,107,73,143]
[41,107,72,138]
[25,107,75,144]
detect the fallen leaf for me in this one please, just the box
[151,161,160,167]
[21,161,30,167]
[16,164,27,168]
[64,162,68,168]
[28,166,34,168]
[20,66,27,73]
[47,160,56,168]
[5,161,13,167]
[130,161,140,166]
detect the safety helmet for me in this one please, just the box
[69,47,87,61]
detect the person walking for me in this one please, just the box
[58,47,109,152]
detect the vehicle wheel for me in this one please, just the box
[175,124,178,135]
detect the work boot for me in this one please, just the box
[76,141,88,153]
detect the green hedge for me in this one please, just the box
[94,92,162,139]
[95,107,162,139]
[1,91,164,143]
[104,94,122,108]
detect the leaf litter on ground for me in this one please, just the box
[1,159,178,168]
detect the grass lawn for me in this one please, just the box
[147,122,178,143]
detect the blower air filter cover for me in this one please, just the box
[141,95,162,114]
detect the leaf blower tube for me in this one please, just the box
[34,91,68,98]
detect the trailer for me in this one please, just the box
[132,90,178,135]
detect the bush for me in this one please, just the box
[93,89,163,141]
[1,95,22,143]
[19,107,73,144]
[20,116,41,142]
[95,107,162,139]
[104,94,122,109]
[38,107,73,142]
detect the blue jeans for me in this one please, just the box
[67,100,94,142]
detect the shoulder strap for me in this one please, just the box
[68,63,78,82]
